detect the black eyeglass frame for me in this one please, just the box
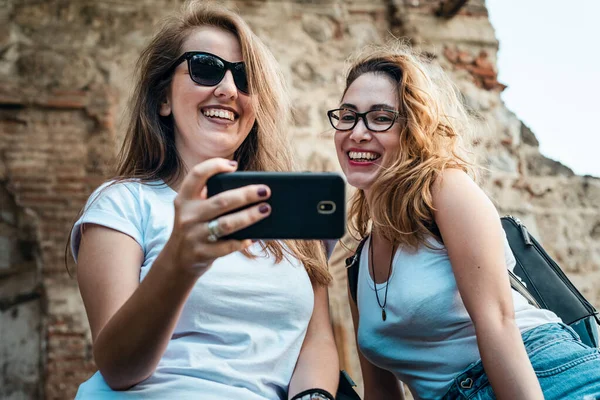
[326,108,401,132]
[171,51,249,94]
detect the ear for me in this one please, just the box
[159,98,172,116]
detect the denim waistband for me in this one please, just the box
[521,322,580,355]
[441,323,575,399]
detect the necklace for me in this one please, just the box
[369,234,395,321]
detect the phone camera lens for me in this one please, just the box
[317,201,336,214]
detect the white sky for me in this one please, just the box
[486,0,600,177]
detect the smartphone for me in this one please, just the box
[206,172,346,240]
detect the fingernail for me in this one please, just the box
[259,204,270,214]
[229,160,238,167]
[257,187,267,197]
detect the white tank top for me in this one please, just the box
[356,235,561,400]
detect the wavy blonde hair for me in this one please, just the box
[70,1,330,284]
[344,43,477,249]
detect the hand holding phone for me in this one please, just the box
[160,159,273,275]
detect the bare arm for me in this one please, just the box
[78,227,199,389]
[288,282,339,398]
[77,158,272,390]
[432,169,543,400]
[348,287,404,400]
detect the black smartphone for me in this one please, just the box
[206,172,346,240]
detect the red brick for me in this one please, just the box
[466,65,496,78]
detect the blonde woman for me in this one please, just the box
[70,2,339,398]
[327,44,600,400]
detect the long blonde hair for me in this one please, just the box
[71,1,330,284]
[344,43,477,249]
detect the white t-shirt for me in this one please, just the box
[71,180,315,400]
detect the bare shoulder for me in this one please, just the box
[431,168,481,205]
[431,167,499,238]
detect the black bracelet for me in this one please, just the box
[290,388,335,400]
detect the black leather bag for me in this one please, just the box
[346,215,600,348]
[501,215,599,347]
[336,370,361,400]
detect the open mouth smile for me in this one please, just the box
[201,107,238,122]
[347,151,381,163]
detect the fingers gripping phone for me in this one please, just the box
[206,172,346,240]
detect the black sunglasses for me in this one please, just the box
[171,51,249,94]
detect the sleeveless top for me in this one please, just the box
[356,235,561,400]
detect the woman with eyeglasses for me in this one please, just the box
[328,44,600,400]
[70,1,339,399]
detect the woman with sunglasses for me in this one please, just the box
[70,1,339,399]
[328,44,600,400]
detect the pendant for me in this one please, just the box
[381,308,387,321]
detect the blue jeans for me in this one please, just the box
[441,323,600,400]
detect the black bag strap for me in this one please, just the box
[336,370,361,400]
[344,219,581,308]
[346,236,369,303]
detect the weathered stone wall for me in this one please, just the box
[1,1,598,399]
[0,186,43,399]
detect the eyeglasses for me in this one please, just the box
[327,108,400,132]
[171,51,249,94]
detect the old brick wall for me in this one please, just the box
[1,1,598,399]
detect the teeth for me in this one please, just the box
[203,108,235,121]
[348,151,380,160]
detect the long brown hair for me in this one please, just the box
[343,43,477,249]
[70,1,330,284]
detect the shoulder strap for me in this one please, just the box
[346,236,369,303]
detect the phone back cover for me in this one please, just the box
[207,172,346,240]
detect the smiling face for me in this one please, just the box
[334,72,402,193]
[160,26,255,169]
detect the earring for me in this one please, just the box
[159,100,171,116]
